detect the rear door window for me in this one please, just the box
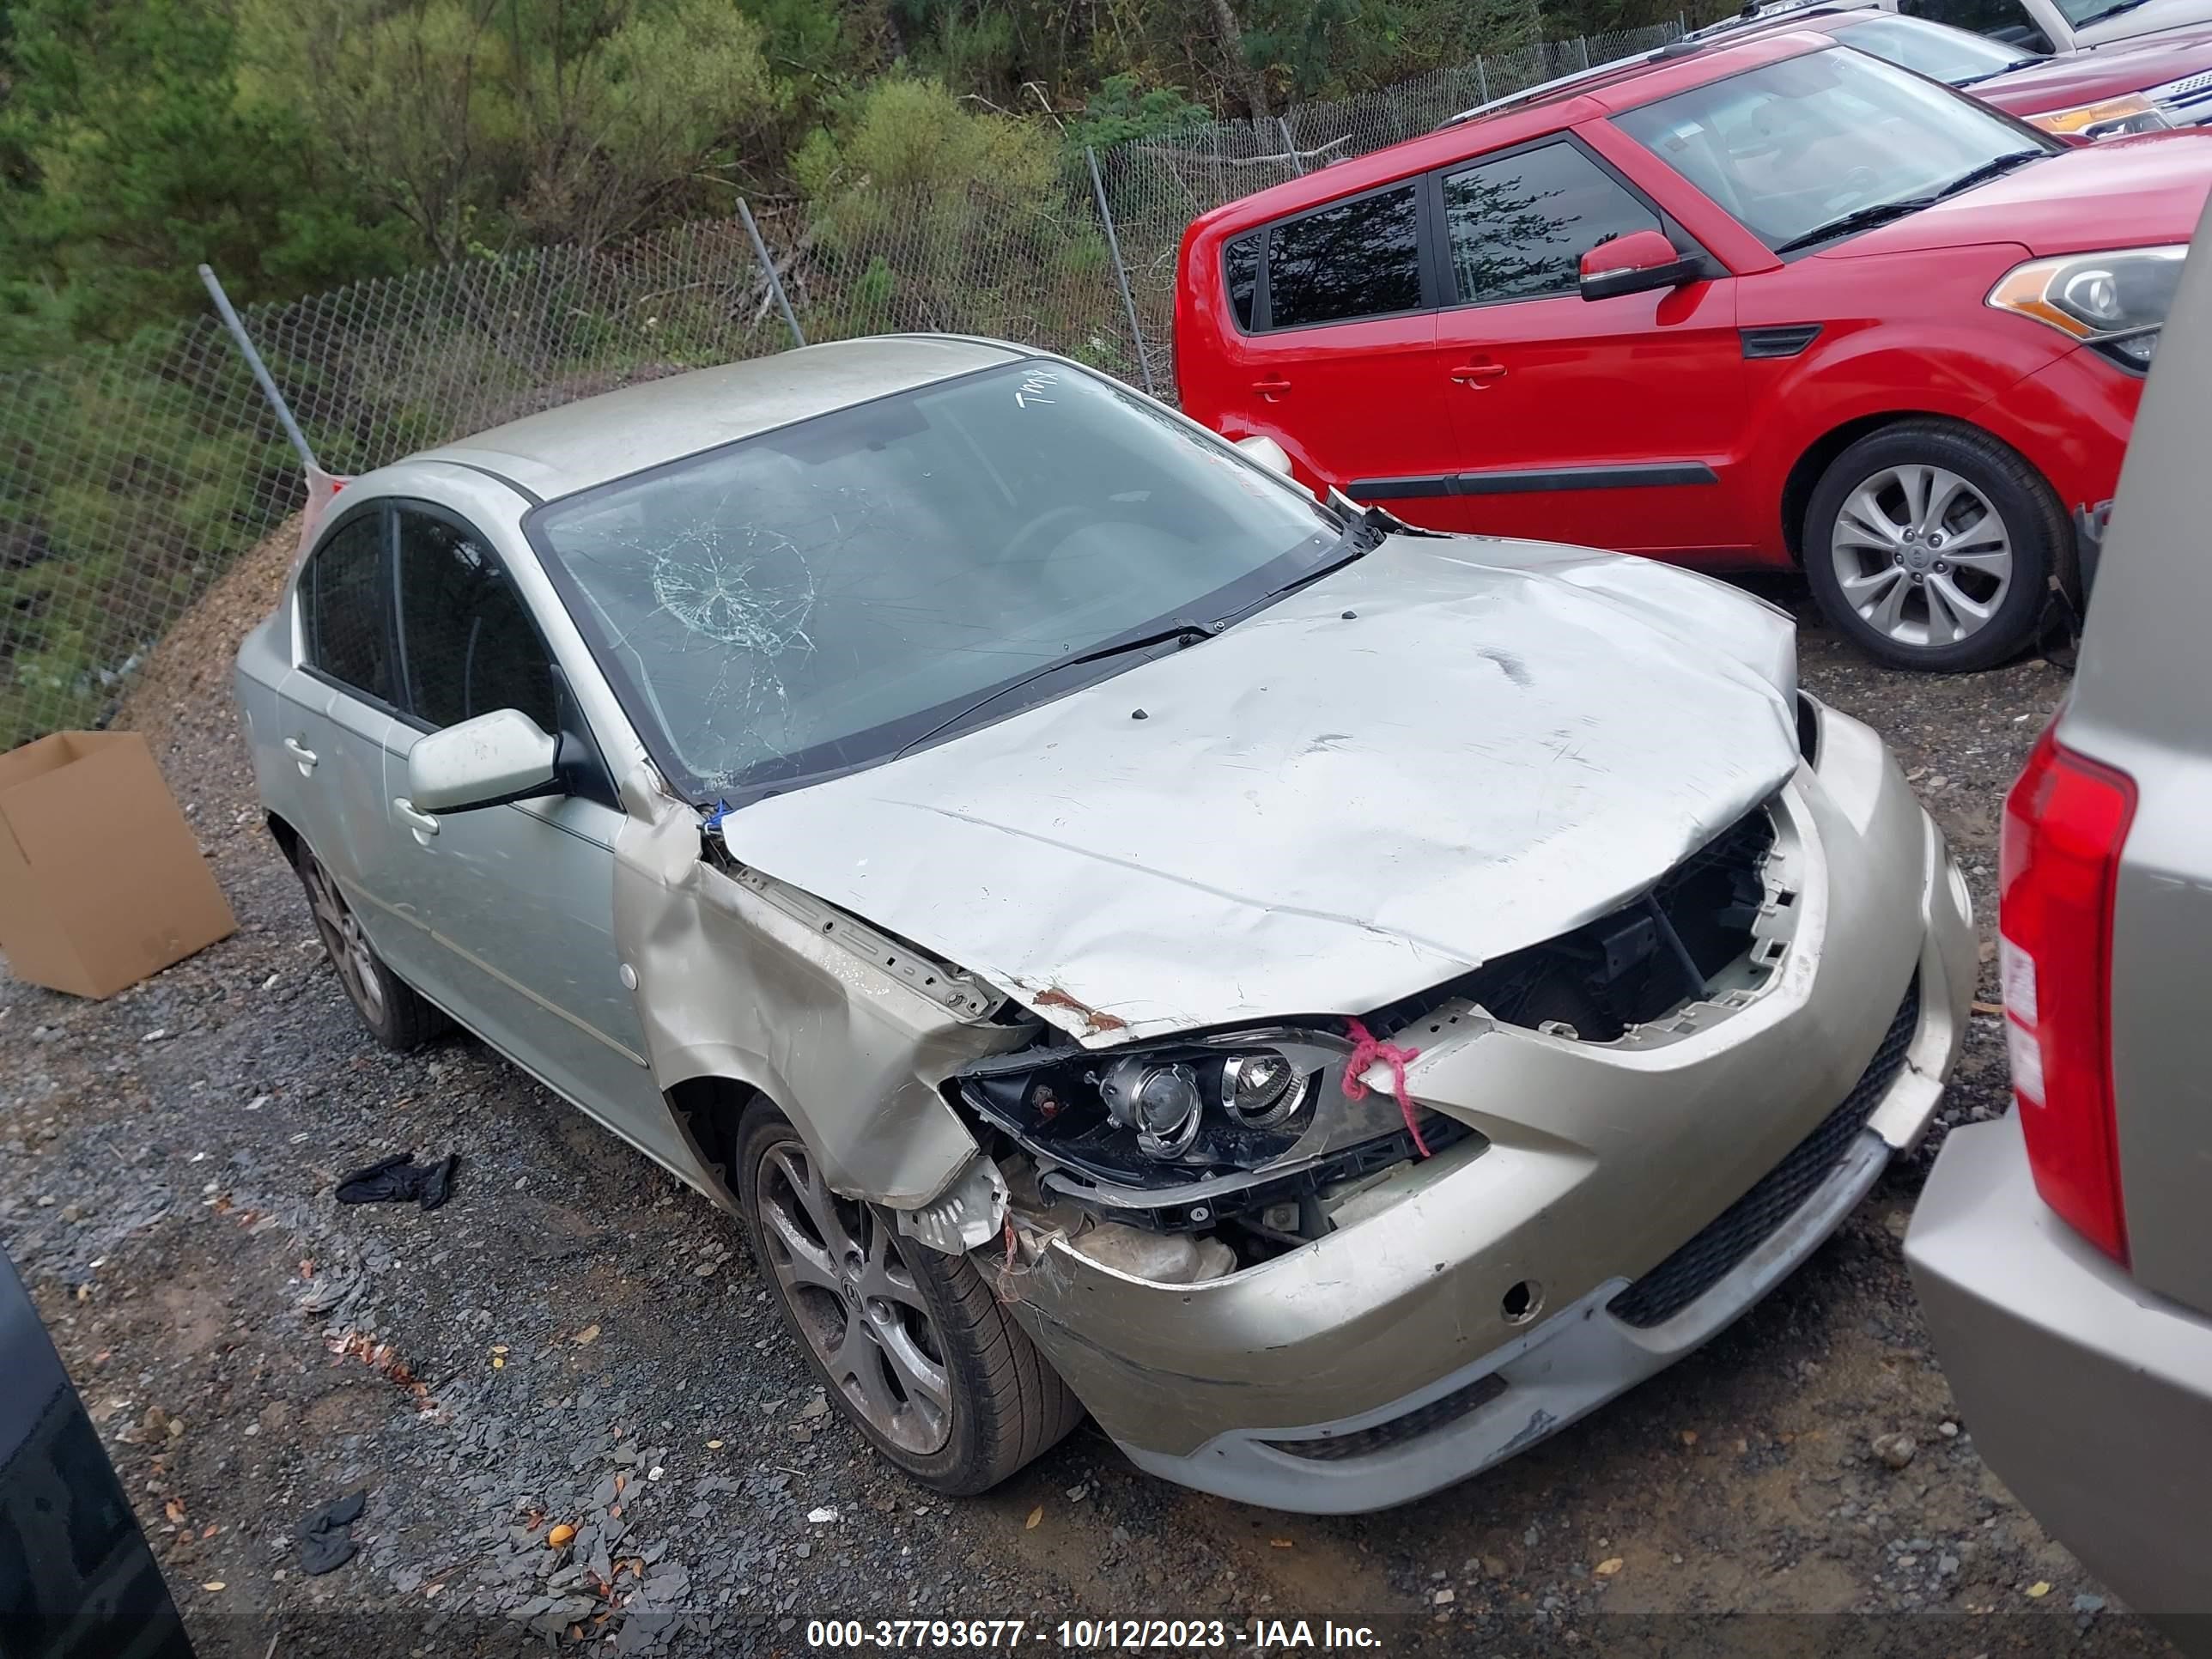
[1263,184,1424,329]
[1442,143,1663,305]
[393,506,562,735]
[301,509,400,707]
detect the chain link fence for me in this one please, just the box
[0,20,1682,747]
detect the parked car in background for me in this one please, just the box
[1708,0,2212,58]
[1679,6,2212,137]
[0,1247,193,1659]
[1899,0,2212,56]
[1905,201,2212,1644]
[1176,30,2212,670]
[237,336,1975,1510]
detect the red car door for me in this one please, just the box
[1210,180,1455,523]
[1425,136,1752,561]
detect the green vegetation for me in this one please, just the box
[0,0,1700,743]
[0,0,1704,353]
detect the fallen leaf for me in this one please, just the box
[614,1474,627,1495]
[164,1498,186,1524]
[574,1325,600,1346]
[547,1523,577,1550]
[1024,1506,1042,1530]
[201,1583,225,1593]
[1269,1538,1294,1550]
[1596,1559,1626,1577]
[1972,1000,2003,1016]
[2027,1582,2051,1599]
[609,1504,623,1519]
[491,1345,509,1355]
[706,1439,724,1449]
[1679,1430,1698,1446]
[201,1525,217,1540]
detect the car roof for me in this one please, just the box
[1188,32,1831,243]
[418,334,1027,501]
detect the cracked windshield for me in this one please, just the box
[530,363,1333,799]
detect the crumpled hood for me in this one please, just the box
[1819,134,2212,259]
[720,536,1801,1046]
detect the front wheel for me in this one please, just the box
[1803,420,2066,672]
[734,1103,1084,1494]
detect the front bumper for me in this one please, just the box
[1000,702,1976,1510]
[1906,1114,2212,1626]
[1969,346,2139,572]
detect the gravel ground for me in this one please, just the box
[0,563,2175,1658]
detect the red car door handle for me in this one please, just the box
[1253,376,1293,400]
[1450,362,1508,386]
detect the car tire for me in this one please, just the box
[734,1101,1084,1495]
[293,843,447,1052]
[1804,420,2068,672]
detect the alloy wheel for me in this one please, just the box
[302,856,386,1025]
[756,1139,953,1456]
[1829,463,2014,651]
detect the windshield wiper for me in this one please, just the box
[1955,58,2041,85]
[1772,150,2045,253]
[1773,196,1940,254]
[2076,0,2151,22]
[890,619,1221,761]
[1929,149,2045,199]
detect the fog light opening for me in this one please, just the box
[1502,1279,1541,1324]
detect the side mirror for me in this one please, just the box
[1579,229,1705,302]
[405,708,561,813]
[1235,434,1294,476]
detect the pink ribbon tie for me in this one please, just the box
[1342,1017,1431,1158]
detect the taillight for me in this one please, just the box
[1998,724,2136,1262]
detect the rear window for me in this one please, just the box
[1264,184,1422,329]
[1225,234,1259,329]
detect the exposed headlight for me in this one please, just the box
[1987,244,2186,372]
[1098,1058,1207,1158]
[956,1026,1468,1218]
[2026,93,2177,141]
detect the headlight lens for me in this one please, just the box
[2027,94,2176,141]
[1987,244,2186,371]
[956,1026,1458,1201]
[1220,1052,1305,1127]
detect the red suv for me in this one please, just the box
[1174,31,2212,669]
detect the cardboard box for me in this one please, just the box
[0,732,236,999]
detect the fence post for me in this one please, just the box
[1085,147,1158,398]
[1578,34,1593,68]
[1476,53,1490,105]
[738,198,805,349]
[1275,116,1304,176]
[197,265,318,473]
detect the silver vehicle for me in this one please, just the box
[1730,0,2212,56]
[1906,203,2212,1632]
[237,338,1974,1510]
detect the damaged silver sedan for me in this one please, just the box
[236,337,1975,1511]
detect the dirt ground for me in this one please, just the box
[0,555,2174,1657]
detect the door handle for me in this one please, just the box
[1253,375,1293,401]
[1449,362,1508,386]
[392,798,441,839]
[283,737,319,773]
